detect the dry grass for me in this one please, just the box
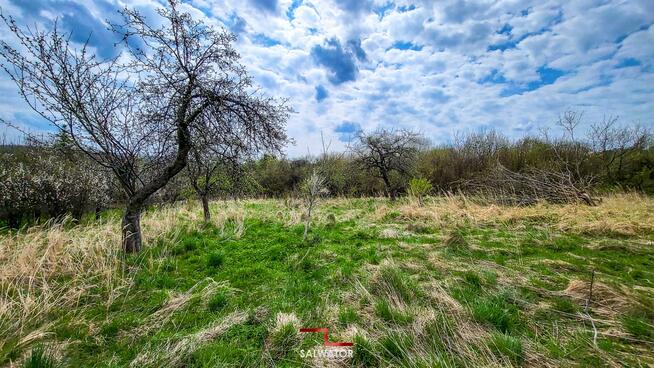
[0,204,214,357]
[563,279,635,318]
[1,194,652,366]
[128,278,231,339]
[129,310,248,368]
[380,193,654,236]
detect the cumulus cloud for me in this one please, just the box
[0,0,652,156]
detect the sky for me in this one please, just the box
[0,0,653,157]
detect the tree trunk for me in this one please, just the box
[381,173,396,201]
[303,201,313,241]
[122,208,142,253]
[201,194,211,222]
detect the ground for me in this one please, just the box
[1,194,653,367]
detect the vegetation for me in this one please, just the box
[1,195,653,367]
[4,116,651,229]
[0,0,289,252]
[0,2,652,367]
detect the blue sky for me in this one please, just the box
[0,0,653,156]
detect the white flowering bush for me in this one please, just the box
[0,148,112,227]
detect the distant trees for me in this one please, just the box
[589,115,649,183]
[0,1,288,251]
[351,129,425,200]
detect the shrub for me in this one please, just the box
[408,177,433,205]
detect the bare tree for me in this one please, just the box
[550,110,590,181]
[590,115,650,181]
[186,141,229,223]
[351,129,424,200]
[0,1,288,252]
[301,170,327,241]
[187,122,280,221]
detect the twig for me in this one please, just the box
[585,269,595,312]
[582,269,598,348]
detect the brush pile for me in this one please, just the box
[463,164,597,206]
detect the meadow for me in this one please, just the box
[1,194,653,367]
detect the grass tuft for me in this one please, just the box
[470,294,521,333]
[206,251,225,269]
[444,229,469,250]
[207,292,228,312]
[488,332,524,365]
[22,346,57,368]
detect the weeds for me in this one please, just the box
[1,195,653,366]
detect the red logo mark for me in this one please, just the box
[299,328,354,346]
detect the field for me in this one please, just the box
[1,194,654,367]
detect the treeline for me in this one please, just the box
[252,132,653,197]
[2,112,652,227]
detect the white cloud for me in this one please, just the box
[0,0,652,156]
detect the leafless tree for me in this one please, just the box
[0,1,289,252]
[351,129,424,200]
[301,170,327,241]
[589,115,650,181]
[187,121,279,221]
[550,110,590,181]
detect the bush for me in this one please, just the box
[0,146,111,227]
[408,177,432,205]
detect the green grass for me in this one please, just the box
[2,197,654,367]
[22,346,57,368]
[488,332,524,365]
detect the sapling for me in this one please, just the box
[408,177,433,206]
[301,170,328,241]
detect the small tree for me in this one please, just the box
[187,130,280,221]
[408,178,432,206]
[301,170,327,241]
[589,115,649,182]
[351,129,425,200]
[186,144,229,222]
[0,1,288,252]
